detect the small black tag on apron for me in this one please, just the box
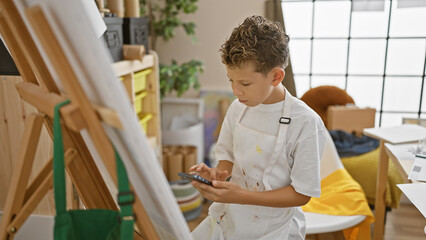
[279,117,291,124]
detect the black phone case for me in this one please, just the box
[178,172,213,186]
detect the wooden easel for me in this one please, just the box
[0,1,159,239]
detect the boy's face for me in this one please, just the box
[226,61,283,107]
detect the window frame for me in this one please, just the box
[282,0,426,127]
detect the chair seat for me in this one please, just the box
[305,212,366,234]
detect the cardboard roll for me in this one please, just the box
[163,145,197,181]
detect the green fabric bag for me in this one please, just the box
[53,100,134,240]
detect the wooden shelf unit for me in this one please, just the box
[112,53,162,162]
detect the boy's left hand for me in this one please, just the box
[191,180,244,204]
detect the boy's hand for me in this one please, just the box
[189,163,229,181]
[209,168,229,181]
[191,180,244,204]
[189,163,212,180]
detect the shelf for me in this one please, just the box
[113,52,162,164]
[112,54,154,77]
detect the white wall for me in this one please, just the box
[155,0,269,94]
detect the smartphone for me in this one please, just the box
[178,172,213,186]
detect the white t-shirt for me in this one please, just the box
[215,97,326,198]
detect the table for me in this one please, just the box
[384,143,417,180]
[386,143,426,237]
[363,124,426,240]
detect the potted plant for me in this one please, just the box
[141,0,204,98]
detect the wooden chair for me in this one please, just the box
[305,132,367,240]
[301,86,403,210]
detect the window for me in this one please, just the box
[282,0,426,127]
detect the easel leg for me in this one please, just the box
[7,149,77,236]
[0,113,44,240]
[373,141,388,240]
[0,12,37,85]
[0,0,59,93]
[134,195,158,239]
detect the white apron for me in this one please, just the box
[192,90,298,240]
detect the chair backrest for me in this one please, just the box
[320,131,344,180]
[304,131,371,237]
[300,85,355,126]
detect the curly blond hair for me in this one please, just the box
[219,15,290,75]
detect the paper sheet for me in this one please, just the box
[398,0,426,8]
[397,183,426,218]
[352,0,385,12]
[408,155,426,182]
[364,124,426,144]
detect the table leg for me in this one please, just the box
[373,140,389,240]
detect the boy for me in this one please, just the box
[190,15,326,240]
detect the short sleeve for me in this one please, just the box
[214,101,238,163]
[290,120,326,198]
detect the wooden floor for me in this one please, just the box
[383,203,426,240]
[187,201,426,239]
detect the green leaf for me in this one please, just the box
[143,0,202,98]
[182,22,196,36]
[183,3,197,13]
[159,59,204,98]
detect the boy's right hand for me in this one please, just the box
[189,163,229,182]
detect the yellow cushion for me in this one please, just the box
[303,168,374,240]
[341,148,404,208]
